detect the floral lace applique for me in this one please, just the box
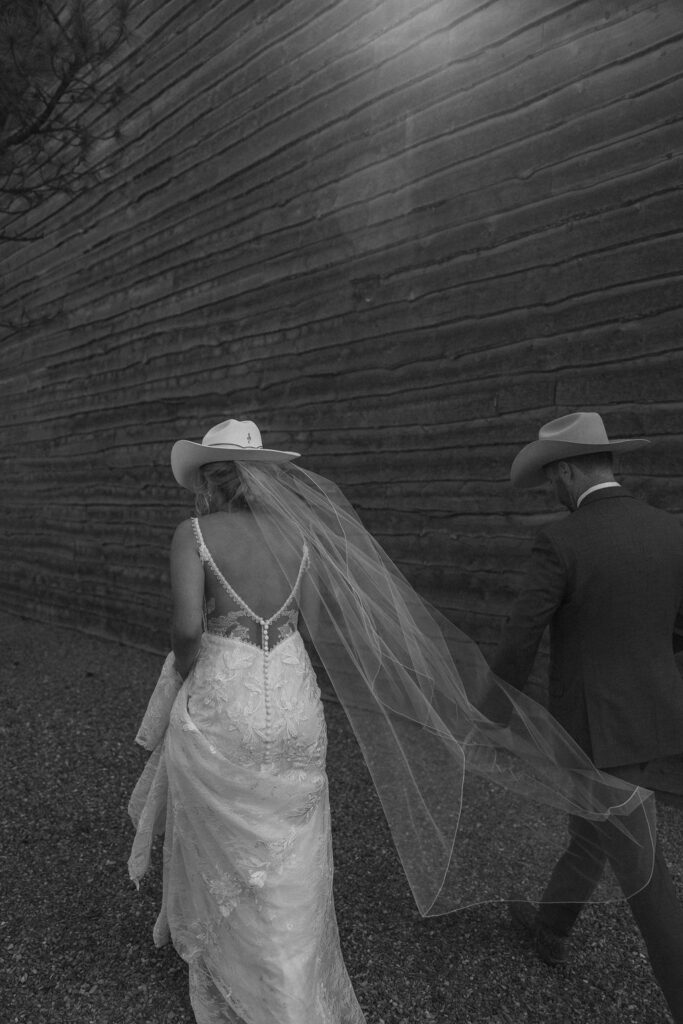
[261,826,298,857]
[204,871,244,918]
[275,609,298,644]
[288,775,327,822]
[190,917,219,951]
[207,609,257,646]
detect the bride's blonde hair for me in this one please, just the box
[195,462,250,515]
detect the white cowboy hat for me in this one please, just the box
[511,411,649,489]
[171,418,300,490]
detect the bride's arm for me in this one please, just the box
[170,519,205,679]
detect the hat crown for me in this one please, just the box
[201,419,263,451]
[538,412,609,446]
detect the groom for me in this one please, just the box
[491,411,683,1023]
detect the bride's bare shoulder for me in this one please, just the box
[171,517,196,545]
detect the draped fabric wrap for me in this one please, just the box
[231,461,656,915]
[128,652,180,886]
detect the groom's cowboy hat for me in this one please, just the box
[171,418,300,490]
[511,411,649,489]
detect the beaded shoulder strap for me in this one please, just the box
[191,517,210,563]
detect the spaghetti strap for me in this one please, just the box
[191,517,309,626]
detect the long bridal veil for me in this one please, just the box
[239,461,655,916]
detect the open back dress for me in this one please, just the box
[128,516,366,1024]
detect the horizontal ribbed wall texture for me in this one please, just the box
[1,0,682,665]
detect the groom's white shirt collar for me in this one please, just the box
[576,482,622,508]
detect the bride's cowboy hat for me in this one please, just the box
[171,418,300,490]
[511,411,649,489]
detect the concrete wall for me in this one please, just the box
[1,0,682,664]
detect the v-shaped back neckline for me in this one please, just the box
[192,517,308,626]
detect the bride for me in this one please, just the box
[128,417,656,1024]
[129,419,365,1023]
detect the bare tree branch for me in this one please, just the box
[0,0,129,241]
[5,62,78,146]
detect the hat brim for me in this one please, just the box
[511,438,650,489]
[171,439,300,491]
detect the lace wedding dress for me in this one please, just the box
[128,518,366,1024]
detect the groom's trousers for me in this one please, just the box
[537,760,683,1024]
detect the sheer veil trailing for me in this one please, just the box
[238,461,655,916]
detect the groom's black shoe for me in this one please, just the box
[509,900,569,967]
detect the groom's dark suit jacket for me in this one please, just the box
[491,487,683,768]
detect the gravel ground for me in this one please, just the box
[1,607,679,1024]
